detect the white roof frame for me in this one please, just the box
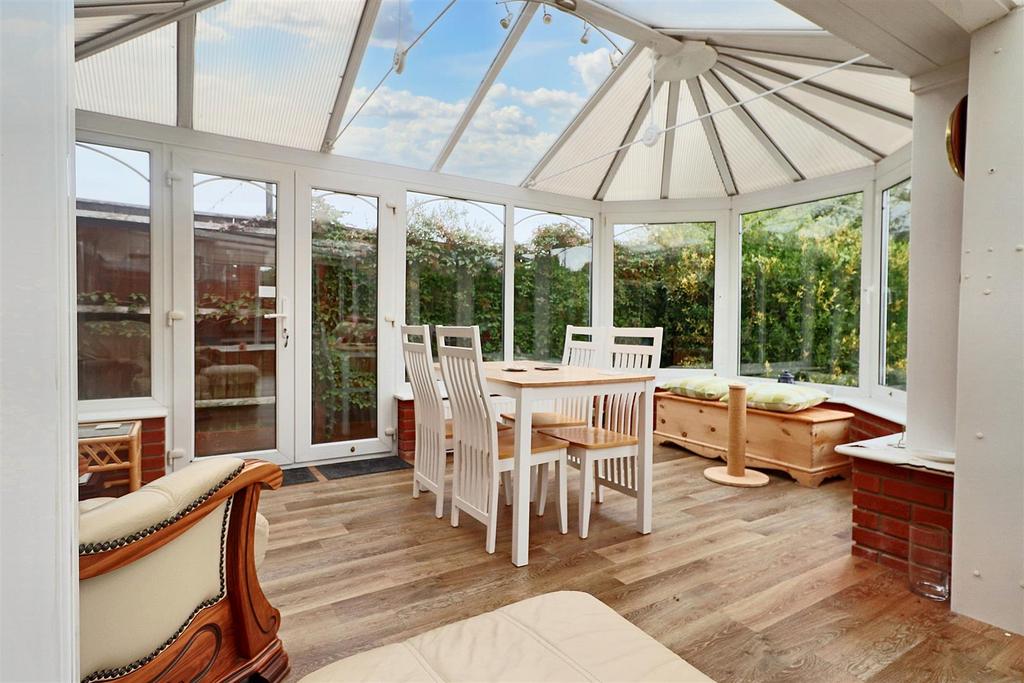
[687,77,737,196]
[321,0,382,153]
[432,3,538,172]
[595,81,664,200]
[659,79,680,199]
[714,45,894,74]
[542,0,682,55]
[176,15,195,128]
[75,0,224,61]
[702,69,803,182]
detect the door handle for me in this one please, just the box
[265,297,290,347]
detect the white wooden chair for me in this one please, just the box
[540,327,662,538]
[500,325,605,430]
[402,324,448,518]
[437,325,569,553]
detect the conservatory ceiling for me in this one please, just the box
[74,0,912,201]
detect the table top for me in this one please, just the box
[482,361,654,388]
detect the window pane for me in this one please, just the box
[881,178,911,390]
[613,222,715,368]
[740,193,863,386]
[312,191,379,444]
[75,143,152,400]
[406,192,504,360]
[513,209,592,362]
[193,174,277,456]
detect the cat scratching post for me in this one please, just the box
[703,383,770,487]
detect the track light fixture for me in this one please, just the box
[580,22,590,44]
[393,48,407,75]
[542,7,552,24]
[499,2,513,28]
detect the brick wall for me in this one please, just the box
[397,399,415,463]
[820,401,904,441]
[850,456,954,575]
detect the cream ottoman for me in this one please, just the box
[301,591,713,682]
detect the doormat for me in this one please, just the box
[281,457,411,487]
[318,456,411,481]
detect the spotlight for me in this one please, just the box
[393,48,407,75]
[499,2,512,28]
[580,23,590,44]
[543,8,552,24]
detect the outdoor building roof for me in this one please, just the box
[73,0,913,201]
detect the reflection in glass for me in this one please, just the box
[614,222,715,368]
[881,178,910,390]
[193,174,277,456]
[75,143,152,400]
[312,190,378,444]
[740,193,863,386]
[406,192,504,359]
[514,208,591,362]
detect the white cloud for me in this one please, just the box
[195,0,362,45]
[370,0,416,49]
[569,47,613,92]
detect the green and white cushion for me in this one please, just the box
[724,382,830,413]
[662,375,732,401]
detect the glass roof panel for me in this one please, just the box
[444,8,633,185]
[76,23,176,126]
[604,84,668,201]
[194,0,365,150]
[600,0,819,30]
[333,0,512,168]
[668,82,727,198]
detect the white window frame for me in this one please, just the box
[74,132,171,423]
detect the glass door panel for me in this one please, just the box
[311,190,379,445]
[192,173,280,457]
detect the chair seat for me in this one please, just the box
[500,411,587,429]
[446,419,511,439]
[538,426,638,450]
[497,431,569,459]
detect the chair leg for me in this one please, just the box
[595,461,605,504]
[557,458,568,535]
[536,462,549,517]
[412,472,420,498]
[485,478,499,554]
[434,486,444,519]
[500,470,512,506]
[579,455,593,539]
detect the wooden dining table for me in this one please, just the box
[481,361,657,567]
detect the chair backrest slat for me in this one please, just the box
[597,326,662,436]
[436,325,498,464]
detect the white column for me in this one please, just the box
[904,75,966,453]
[952,8,1024,634]
[0,0,78,679]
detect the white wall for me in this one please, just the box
[0,0,79,679]
[904,75,967,453]
[952,7,1024,634]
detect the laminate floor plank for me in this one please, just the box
[258,446,1023,681]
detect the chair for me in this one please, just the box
[78,457,288,682]
[541,327,662,538]
[500,325,605,429]
[402,324,448,518]
[437,325,569,553]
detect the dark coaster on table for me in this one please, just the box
[534,366,560,371]
[503,367,527,372]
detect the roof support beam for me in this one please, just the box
[595,81,663,201]
[522,46,640,188]
[320,0,382,153]
[713,45,894,74]
[75,0,224,61]
[703,69,803,182]
[659,80,680,199]
[718,54,912,127]
[539,0,681,55]
[176,16,195,128]
[715,61,883,161]
[687,77,737,196]
[76,3,184,19]
[432,3,537,172]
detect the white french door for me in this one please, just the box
[294,169,394,462]
[170,151,295,467]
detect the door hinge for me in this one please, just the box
[166,448,186,468]
[165,170,182,187]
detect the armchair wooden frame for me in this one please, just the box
[79,459,288,683]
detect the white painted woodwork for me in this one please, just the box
[403,325,448,518]
[0,0,78,678]
[952,8,1024,635]
[904,75,967,454]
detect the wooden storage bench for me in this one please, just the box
[655,392,854,487]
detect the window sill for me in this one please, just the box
[78,398,168,423]
[825,396,906,427]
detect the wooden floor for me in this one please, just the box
[258,446,1024,682]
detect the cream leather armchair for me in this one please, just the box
[78,457,287,683]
